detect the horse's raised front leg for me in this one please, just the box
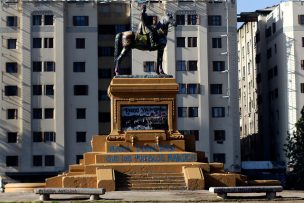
[115,48,130,76]
[156,49,165,75]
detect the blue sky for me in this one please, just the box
[237,0,282,13]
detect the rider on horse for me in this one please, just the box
[138,5,158,50]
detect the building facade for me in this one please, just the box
[0,0,240,177]
[238,1,304,162]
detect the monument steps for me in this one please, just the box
[115,172,186,191]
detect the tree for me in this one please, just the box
[284,106,304,188]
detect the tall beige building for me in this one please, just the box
[0,0,240,180]
[238,1,304,162]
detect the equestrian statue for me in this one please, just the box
[114,5,176,75]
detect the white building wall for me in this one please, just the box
[0,1,98,174]
[131,1,240,170]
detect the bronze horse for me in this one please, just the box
[114,13,176,75]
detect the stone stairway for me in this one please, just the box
[115,172,187,190]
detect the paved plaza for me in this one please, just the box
[0,190,304,202]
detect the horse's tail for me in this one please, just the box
[114,32,123,63]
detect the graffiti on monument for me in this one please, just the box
[121,105,168,131]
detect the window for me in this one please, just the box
[176,60,186,71]
[44,132,56,142]
[33,38,42,48]
[99,112,110,123]
[33,108,42,119]
[210,84,222,94]
[7,109,18,119]
[99,90,109,101]
[188,37,197,47]
[265,27,271,38]
[45,85,54,96]
[272,22,276,33]
[301,60,304,70]
[98,47,114,57]
[99,69,112,78]
[6,156,18,167]
[73,16,89,26]
[177,37,185,47]
[267,48,272,59]
[44,38,53,48]
[115,24,129,33]
[45,155,55,166]
[33,155,42,167]
[33,61,42,72]
[188,107,198,117]
[33,15,42,25]
[74,85,88,96]
[302,37,304,47]
[301,83,304,93]
[178,84,187,94]
[212,107,225,118]
[44,61,55,72]
[190,130,199,141]
[33,132,43,142]
[73,62,86,72]
[7,132,18,143]
[7,39,17,49]
[188,61,197,71]
[275,88,278,98]
[188,15,199,25]
[213,61,225,71]
[178,107,187,117]
[76,132,86,142]
[212,38,222,48]
[76,38,85,49]
[76,155,83,164]
[176,15,185,25]
[274,66,278,76]
[214,130,225,143]
[32,85,42,95]
[268,69,273,80]
[6,62,18,73]
[208,15,221,26]
[213,153,225,163]
[187,84,200,94]
[143,61,155,72]
[256,54,261,64]
[45,108,54,119]
[5,86,18,96]
[6,16,17,27]
[298,15,304,25]
[179,130,199,141]
[44,15,53,25]
[76,108,86,119]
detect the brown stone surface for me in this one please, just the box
[5,183,45,193]
[46,175,64,188]
[63,176,97,188]
[96,169,115,191]
[248,180,281,186]
[209,162,224,173]
[205,173,237,188]
[91,135,107,152]
[183,167,204,190]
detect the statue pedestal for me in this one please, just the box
[45,76,273,191]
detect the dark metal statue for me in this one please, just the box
[114,5,176,75]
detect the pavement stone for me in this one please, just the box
[0,190,303,202]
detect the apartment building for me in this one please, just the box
[238,1,304,162]
[0,0,240,178]
[0,0,98,177]
[131,0,240,170]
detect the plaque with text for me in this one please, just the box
[121,105,168,131]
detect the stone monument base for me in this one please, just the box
[45,77,280,191]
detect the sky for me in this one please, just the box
[237,0,283,13]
